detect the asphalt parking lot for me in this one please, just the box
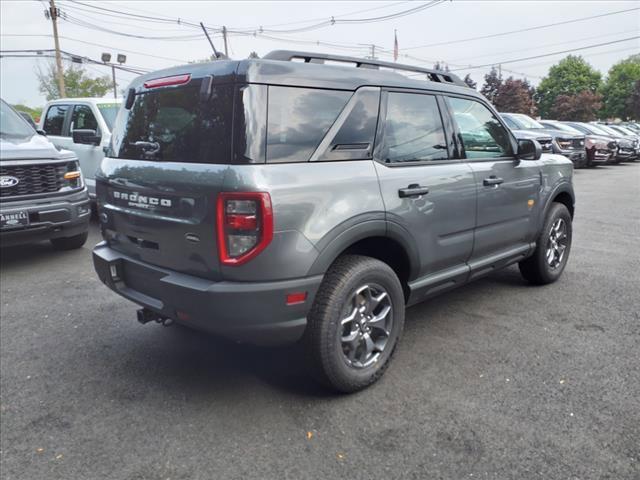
[1,163,639,480]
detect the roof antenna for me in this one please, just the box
[200,22,222,59]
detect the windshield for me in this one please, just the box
[580,123,608,136]
[0,100,35,138]
[548,122,582,134]
[512,114,544,129]
[595,124,621,136]
[97,103,121,131]
[612,125,634,136]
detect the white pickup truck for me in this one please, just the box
[39,98,121,200]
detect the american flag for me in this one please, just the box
[393,30,398,62]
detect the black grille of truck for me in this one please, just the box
[0,163,67,198]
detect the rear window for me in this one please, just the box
[266,86,350,163]
[109,79,234,163]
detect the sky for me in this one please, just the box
[1,0,639,107]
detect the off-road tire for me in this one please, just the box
[519,203,572,285]
[50,231,88,251]
[304,255,405,393]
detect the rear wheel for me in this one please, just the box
[50,231,88,250]
[519,203,572,285]
[304,255,405,393]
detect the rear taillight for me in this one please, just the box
[216,192,273,266]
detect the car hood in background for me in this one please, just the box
[510,129,552,140]
[0,133,75,161]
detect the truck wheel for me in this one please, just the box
[304,255,405,393]
[50,231,88,251]
[519,203,572,285]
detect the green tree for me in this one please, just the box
[463,73,477,90]
[36,62,113,100]
[480,67,502,104]
[11,104,43,122]
[535,55,602,118]
[550,90,602,121]
[601,54,640,120]
[248,51,260,59]
[493,76,536,115]
[629,79,640,120]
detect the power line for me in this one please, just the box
[1,34,189,63]
[449,36,640,71]
[402,7,640,50]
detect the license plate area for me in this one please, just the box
[1,210,29,229]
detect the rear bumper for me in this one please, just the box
[0,189,90,247]
[93,242,323,346]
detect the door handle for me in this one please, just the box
[398,184,430,198]
[483,176,504,187]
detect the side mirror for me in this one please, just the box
[36,129,47,136]
[72,129,101,146]
[517,138,542,161]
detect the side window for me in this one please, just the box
[266,86,350,163]
[380,92,448,164]
[43,105,69,136]
[448,97,514,159]
[314,87,380,161]
[71,105,99,132]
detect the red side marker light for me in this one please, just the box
[144,74,191,89]
[286,292,307,306]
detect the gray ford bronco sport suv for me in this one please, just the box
[1,100,90,249]
[93,51,574,392]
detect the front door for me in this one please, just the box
[374,90,476,294]
[446,96,541,269]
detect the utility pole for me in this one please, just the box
[222,26,229,57]
[111,65,117,99]
[48,0,66,97]
[370,44,376,60]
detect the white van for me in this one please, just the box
[39,98,121,199]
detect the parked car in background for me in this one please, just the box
[574,122,637,162]
[621,122,640,133]
[0,99,90,249]
[501,113,587,168]
[17,111,38,130]
[605,124,640,142]
[39,98,121,200]
[538,120,617,166]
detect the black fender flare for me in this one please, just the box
[307,217,421,279]
[540,181,575,229]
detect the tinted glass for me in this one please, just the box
[43,105,69,136]
[566,123,591,135]
[234,84,267,163]
[97,103,121,130]
[381,92,447,163]
[267,86,350,163]
[512,114,544,129]
[71,105,98,131]
[110,80,234,163]
[449,97,513,159]
[0,100,34,138]
[317,87,380,161]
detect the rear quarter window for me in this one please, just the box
[266,86,350,163]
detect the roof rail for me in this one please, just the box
[263,50,468,88]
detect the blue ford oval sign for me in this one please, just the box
[0,176,19,188]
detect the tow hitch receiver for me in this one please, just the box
[136,308,173,326]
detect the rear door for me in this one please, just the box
[97,76,236,281]
[446,95,541,273]
[373,90,476,291]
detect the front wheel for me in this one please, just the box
[519,203,572,285]
[304,255,405,393]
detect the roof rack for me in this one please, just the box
[263,50,468,88]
